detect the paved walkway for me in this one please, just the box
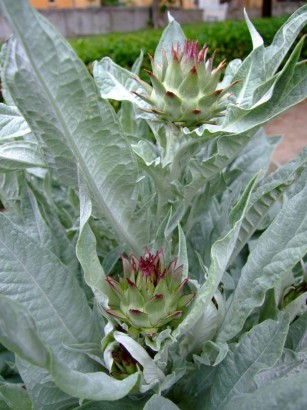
[264,99,307,164]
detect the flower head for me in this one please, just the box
[134,40,238,128]
[104,248,195,337]
[110,343,139,380]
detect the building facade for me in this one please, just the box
[29,0,100,8]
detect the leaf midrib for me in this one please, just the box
[2,2,141,254]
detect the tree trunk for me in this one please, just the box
[152,0,160,29]
[262,0,272,18]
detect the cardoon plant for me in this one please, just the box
[0,0,306,409]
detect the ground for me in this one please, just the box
[264,99,307,165]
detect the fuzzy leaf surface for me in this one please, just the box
[0,0,142,254]
[218,184,307,343]
[207,314,290,410]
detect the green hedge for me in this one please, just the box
[69,15,306,72]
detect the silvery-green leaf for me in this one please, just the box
[173,173,258,348]
[0,383,32,410]
[0,382,32,410]
[284,292,307,321]
[264,5,307,77]
[132,140,160,166]
[118,101,151,142]
[244,9,263,50]
[93,57,144,104]
[194,340,229,367]
[253,348,307,389]
[227,128,279,188]
[51,360,139,402]
[0,172,21,212]
[0,213,98,370]
[0,295,50,369]
[224,373,307,410]
[63,342,104,367]
[131,50,144,75]
[154,18,185,67]
[16,359,79,410]
[0,104,30,140]
[76,172,110,308]
[177,225,188,279]
[219,59,242,89]
[285,312,307,352]
[231,41,265,107]
[207,314,290,410]
[143,394,180,410]
[0,141,45,172]
[102,245,125,276]
[0,44,14,107]
[0,300,138,403]
[74,397,146,409]
[218,184,307,343]
[21,182,78,271]
[184,132,251,199]
[0,0,142,254]
[230,146,307,264]
[153,208,173,261]
[114,332,165,390]
[2,38,76,186]
[224,37,306,132]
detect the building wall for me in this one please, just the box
[29,0,100,9]
[122,0,195,8]
[0,6,203,41]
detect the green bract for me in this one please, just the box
[0,0,306,408]
[105,249,195,336]
[135,40,238,127]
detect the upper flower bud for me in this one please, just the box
[104,248,196,337]
[134,39,239,128]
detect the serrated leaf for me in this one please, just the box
[207,314,290,410]
[173,173,258,349]
[0,213,98,369]
[224,37,306,132]
[230,146,307,263]
[224,372,307,410]
[264,5,307,77]
[253,348,307,388]
[218,184,307,343]
[0,0,142,254]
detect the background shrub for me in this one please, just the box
[69,15,306,72]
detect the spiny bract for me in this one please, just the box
[134,40,238,128]
[104,248,195,337]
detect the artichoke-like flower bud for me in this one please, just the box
[134,40,238,128]
[110,343,139,380]
[105,248,196,337]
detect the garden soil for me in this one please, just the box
[264,99,307,165]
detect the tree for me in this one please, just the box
[262,0,272,17]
